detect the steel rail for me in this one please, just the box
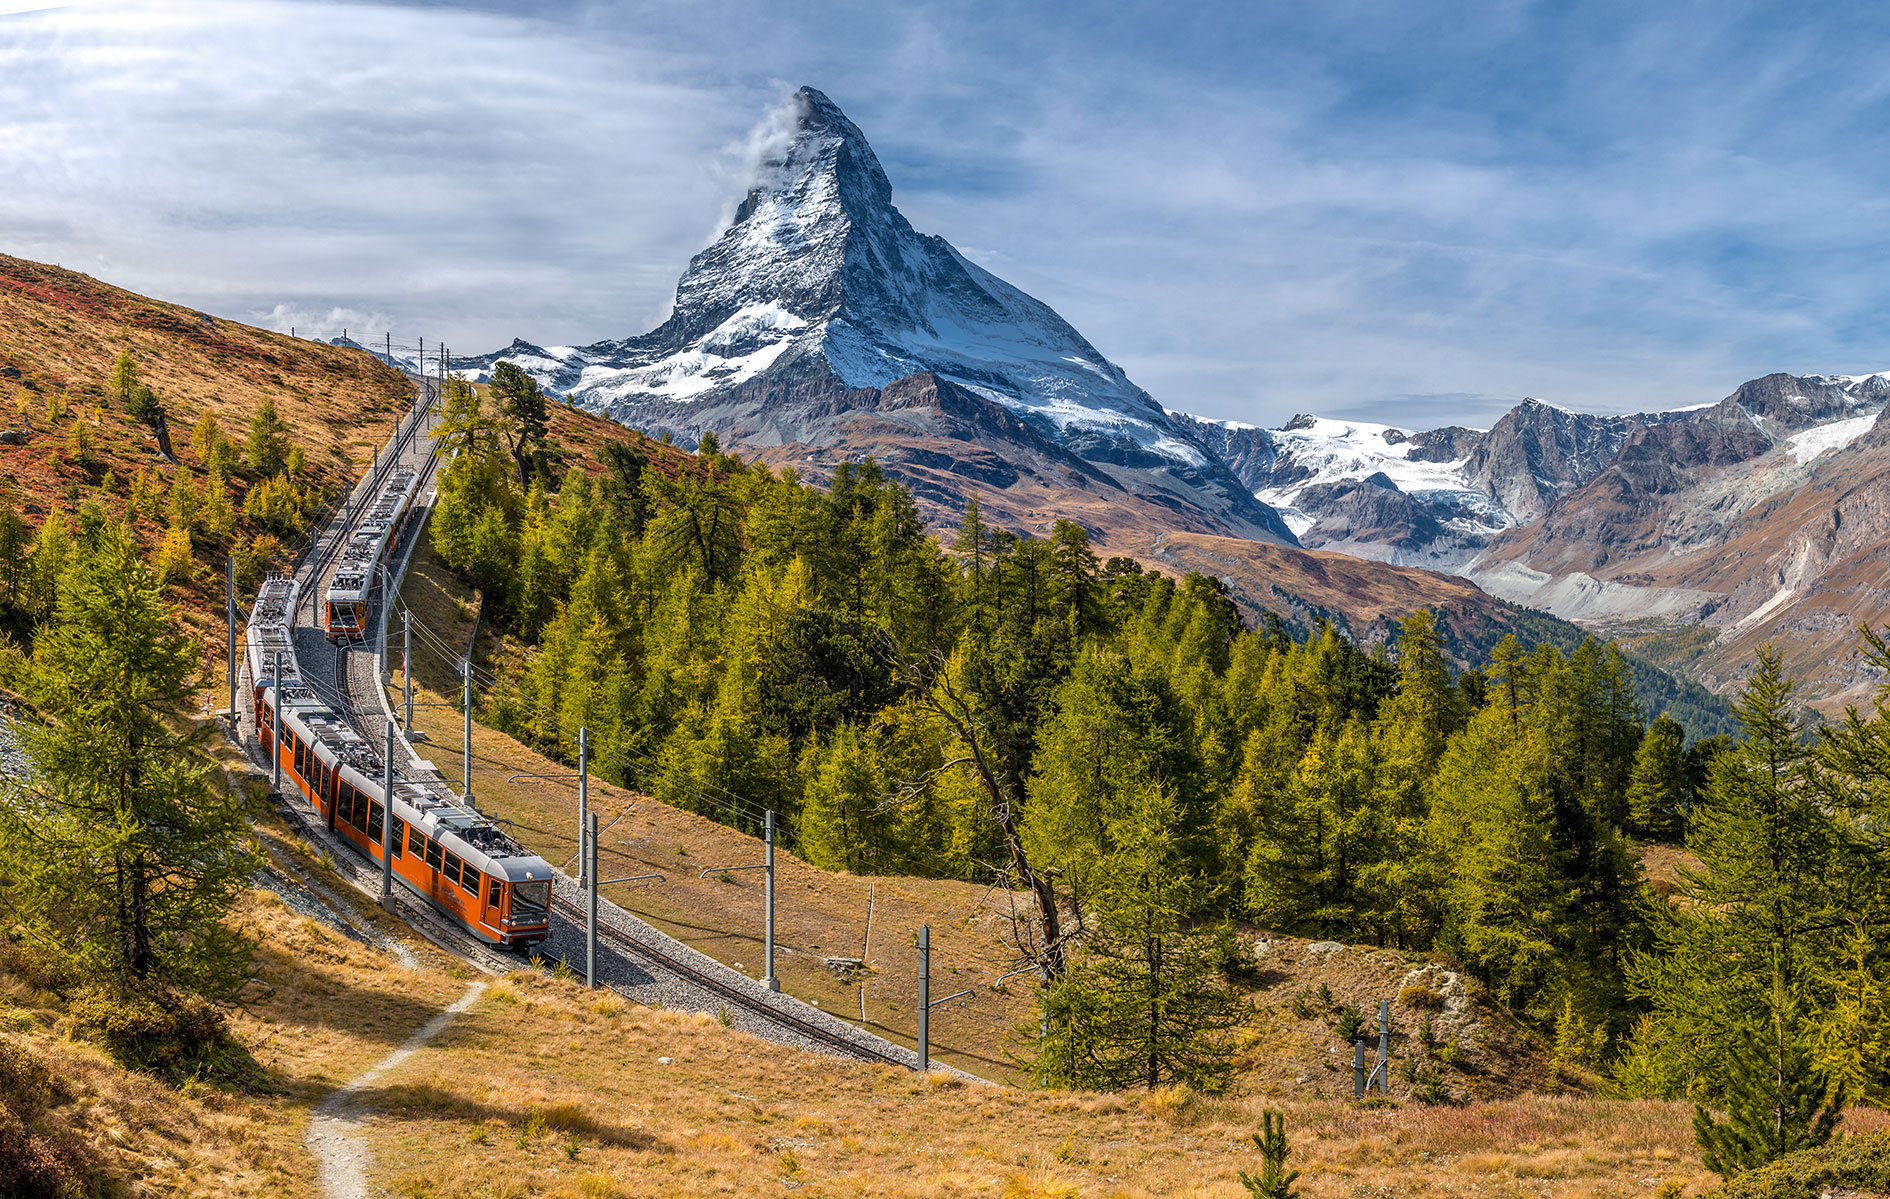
[546,893,909,1069]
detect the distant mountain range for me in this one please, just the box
[457,85,1890,715]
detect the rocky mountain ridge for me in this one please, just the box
[461,86,1295,547]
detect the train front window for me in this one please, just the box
[510,881,549,923]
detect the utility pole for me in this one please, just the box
[918,924,930,1072]
[270,650,282,795]
[764,810,778,991]
[403,607,413,731]
[225,557,236,724]
[577,727,589,884]
[381,720,395,908]
[386,332,392,367]
[462,658,474,808]
[586,809,599,991]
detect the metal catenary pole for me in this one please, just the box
[462,658,474,807]
[577,727,589,884]
[225,557,236,721]
[403,607,413,730]
[381,721,395,907]
[764,810,778,991]
[586,809,599,990]
[1376,998,1391,1094]
[1353,1040,1366,1099]
[918,924,930,1072]
[270,650,282,794]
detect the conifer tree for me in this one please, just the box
[1627,649,1842,1100]
[243,394,289,474]
[1029,779,1247,1092]
[0,524,254,996]
[1693,1003,1844,1179]
[1627,712,1690,841]
[108,350,137,408]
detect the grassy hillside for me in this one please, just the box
[0,816,1811,1199]
[0,253,412,650]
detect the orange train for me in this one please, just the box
[324,465,420,641]
[251,647,552,948]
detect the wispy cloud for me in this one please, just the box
[4,1,1890,426]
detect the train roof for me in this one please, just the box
[270,685,550,883]
[326,466,419,602]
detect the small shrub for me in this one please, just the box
[551,956,575,982]
[1412,1066,1454,1106]
[1417,1012,1436,1050]
[1398,983,1443,1010]
[1316,983,1333,1010]
[777,1148,801,1176]
[1437,1039,1467,1069]
[1334,1004,1364,1041]
[69,982,262,1088]
[563,1134,582,1161]
[717,1005,732,1027]
[1237,1109,1300,1199]
[1290,989,1315,1021]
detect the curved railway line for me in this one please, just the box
[249,372,931,1071]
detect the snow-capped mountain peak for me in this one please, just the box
[461,86,1296,545]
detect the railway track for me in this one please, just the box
[547,893,911,1068]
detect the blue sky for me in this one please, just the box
[4,0,1890,427]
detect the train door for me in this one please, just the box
[483,877,504,929]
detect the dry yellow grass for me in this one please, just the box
[354,963,1890,1199]
[0,808,468,1197]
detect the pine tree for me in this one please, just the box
[1237,1110,1301,1199]
[243,394,289,475]
[1626,649,1842,1099]
[0,524,255,996]
[1693,1003,1844,1179]
[1028,778,1248,1092]
[1627,712,1690,841]
[155,523,194,583]
[108,350,137,408]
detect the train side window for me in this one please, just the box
[408,826,425,858]
[458,866,479,897]
[293,734,306,777]
[487,880,502,909]
[442,853,461,887]
[391,819,405,858]
[336,782,353,826]
[367,801,383,843]
[424,839,442,870]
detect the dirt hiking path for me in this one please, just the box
[306,980,486,1199]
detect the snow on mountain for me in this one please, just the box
[462,86,1296,545]
[1249,415,1506,538]
[1784,408,1883,465]
[470,86,1213,476]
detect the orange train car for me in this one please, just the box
[324,465,420,642]
[255,672,552,947]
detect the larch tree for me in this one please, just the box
[0,524,255,998]
[1628,649,1848,1162]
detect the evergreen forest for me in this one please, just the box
[430,374,1890,1133]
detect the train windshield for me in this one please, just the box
[510,881,550,924]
